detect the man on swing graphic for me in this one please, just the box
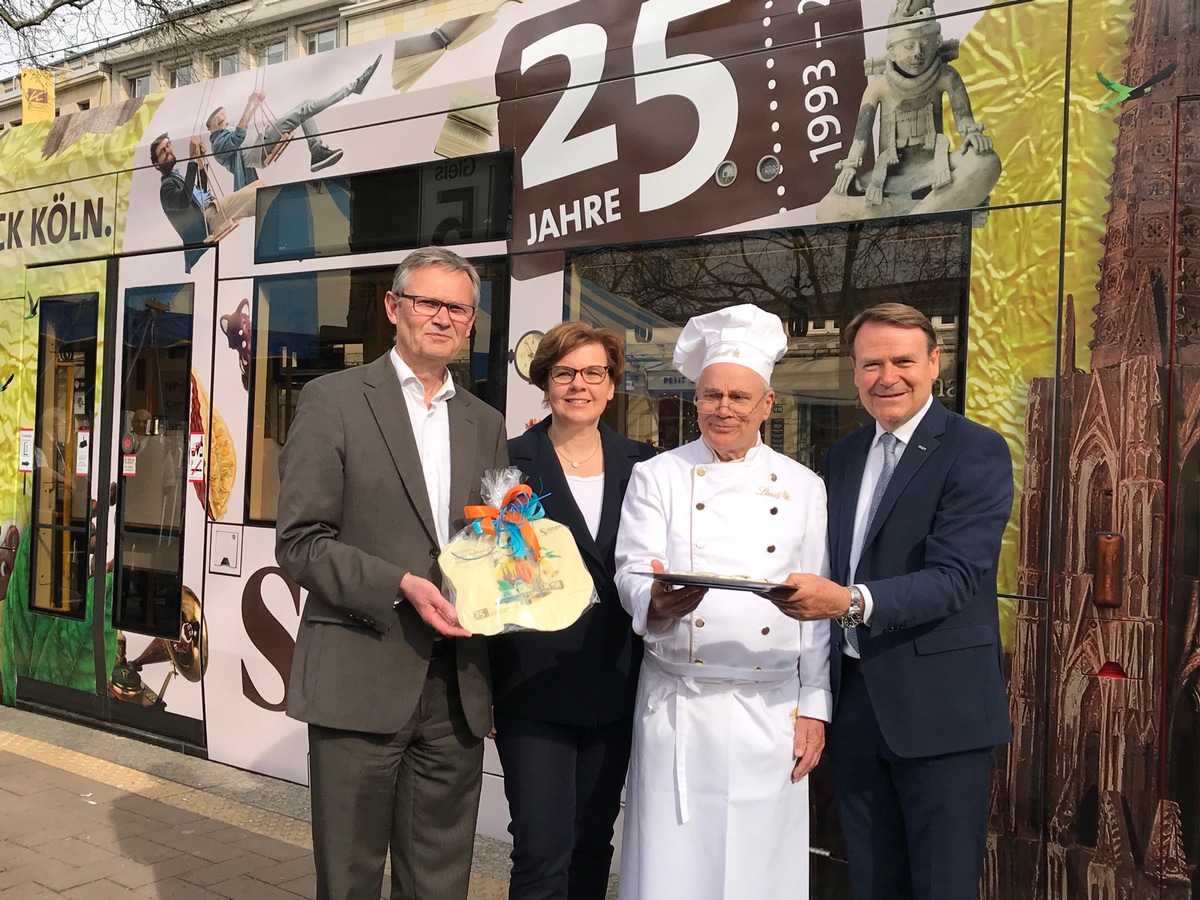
[150,132,259,272]
[206,53,381,190]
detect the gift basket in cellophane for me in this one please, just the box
[438,468,597,636]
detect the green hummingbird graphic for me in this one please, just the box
[1095,61,1177,111]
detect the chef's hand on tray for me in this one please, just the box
[647,560,707,625]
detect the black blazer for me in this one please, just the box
[490,417,656,727]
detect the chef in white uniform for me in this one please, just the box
[614,305,831,900]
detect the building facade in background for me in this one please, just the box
[0,0,503,128]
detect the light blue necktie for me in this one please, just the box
[865,432,899,535]
[847,432,898,652]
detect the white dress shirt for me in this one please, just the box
[390,348,455,548]
[845,394,934,655]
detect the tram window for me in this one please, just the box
[246,260,509,523]
[112,285,194,639]
[565,218,970,472]
[30,293,100,619]
[253,152,513,264]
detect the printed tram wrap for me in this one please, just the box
[0,0,1195,895]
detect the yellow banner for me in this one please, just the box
[20,68,54,123]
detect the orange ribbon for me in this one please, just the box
[464,483,542,560]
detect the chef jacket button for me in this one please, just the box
[761,626,770,635]
[697,467,706,476]
[429,548,439,559]
[696,540,706,549]
[770,473,777,482]
[770,507,778,515]
[754,666,762,671]
[696,502,705,510]
[767,545,776,553]
[695,618,705,627]
[693,658,704,665]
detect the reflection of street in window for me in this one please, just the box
[566,221,969,466]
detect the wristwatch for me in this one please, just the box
[839,585,864,630]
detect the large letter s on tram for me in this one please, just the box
[241,566,301,712]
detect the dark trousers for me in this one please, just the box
[308,644,484,900]
[492,710,633,900]
[829,661,995,900]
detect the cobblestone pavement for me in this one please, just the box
[0,705,524,899]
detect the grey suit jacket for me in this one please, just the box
[277,352,508,738]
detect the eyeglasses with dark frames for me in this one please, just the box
[548,365,613,385]
[694,393,766,416]
[398,293,477,323]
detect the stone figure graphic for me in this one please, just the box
[816,0,1001,223]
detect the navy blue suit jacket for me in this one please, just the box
[828,400,1014,758]
[489,417,656,727]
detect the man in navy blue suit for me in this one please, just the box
[769,303,1013,899]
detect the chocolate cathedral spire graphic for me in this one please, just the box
[987,0,1198,896]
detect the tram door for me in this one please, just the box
[12,256,210,748]
[12,261,112,715]
[103,253,210,747]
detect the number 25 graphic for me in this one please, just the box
[519,0,738,213]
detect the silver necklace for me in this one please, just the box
[551,433,601,469]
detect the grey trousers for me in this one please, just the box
[247,83,353,165]
[307,645,485,900]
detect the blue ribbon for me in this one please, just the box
[470,490,548,560]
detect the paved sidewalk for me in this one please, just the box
[0,705,515,899]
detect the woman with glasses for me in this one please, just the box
[491,321,656,900]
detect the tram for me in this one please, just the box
[0,0,1195,895]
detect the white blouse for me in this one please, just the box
[565,473,604,539]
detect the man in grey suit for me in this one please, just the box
[277,246,508,900]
